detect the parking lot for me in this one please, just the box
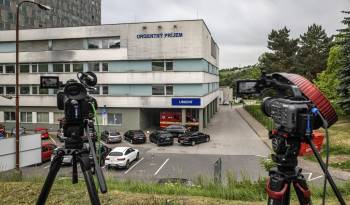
[22,106,324,184]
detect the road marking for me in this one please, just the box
[49,136,57,145]
[255,155,267,158]
[154,158,169,176]
[43,165,50,169]
[124,157,144,174]
[303,172,324,181]
[309,175,324,181]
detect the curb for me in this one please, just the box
[236,106,350,181]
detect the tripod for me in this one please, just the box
[266,130,347,205]
[36,121,107,205]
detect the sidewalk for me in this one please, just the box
[236,106,350,181]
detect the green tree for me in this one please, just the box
[296,24,331,80]
[314,46,342,100]
[258,27,299,73]
[337,11,350,114]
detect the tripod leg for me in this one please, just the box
[266,170,291,205]
[72,154,78,184]
[293,176,312,205]
[36,153,64,205]
[78,153,100,205]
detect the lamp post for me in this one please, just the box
[15,0,51,171]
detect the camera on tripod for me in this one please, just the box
[38,72,107,205]
[236,72,346,205]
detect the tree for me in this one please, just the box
[314,46,342,100]
[258,27,299,73]
[337,11,350,114]
[296,24,331,80]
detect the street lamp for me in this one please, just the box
[15,1,51,171]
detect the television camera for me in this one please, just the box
[36,72,107,205]
[236,72,346,205]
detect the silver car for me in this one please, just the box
[101,131,122,144]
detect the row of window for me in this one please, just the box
[0,85,109,95]
[4,111,122,125]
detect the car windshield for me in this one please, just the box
[161,133,173,138]
[109,152,123,156]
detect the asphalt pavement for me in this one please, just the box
[23,106,277,183]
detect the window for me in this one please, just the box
[32,86,38,94]
[88,39,100,49]
[0,65,3,74]
[107,113,122,125]
[38,64,48,72]
[39,88,49,95]
[0,87,3,94]
[53,64,64,72]
[5,112,15,121]
[102,62,108,72]
[152,61,173,71]
[20,86,30,95]
[152,85,165,95]
[166,85,173,95]
[165,62,173,71]
[102,38,120,49]
[152,61,164,71]
[20,64,30,73]
[6,86,15,95]
[64,64,71,72]
[89,86,100,94]
[20,112,32,123]
[54,112,64,123]
[88,62,99,72]
[5,65,15,73]
[73,63,83,72]
[102,86,108,95]
[32,64,38,73]
[37,112,49,123]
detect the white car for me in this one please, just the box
[105,147,139,169]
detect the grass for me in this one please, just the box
[243,103,350,172]
[1,171,350,204]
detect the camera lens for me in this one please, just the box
[261,97,275,117]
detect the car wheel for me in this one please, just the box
[206,137,210,142]
[125,160,130,169]
[191,141,195,146]
[130,139,134,144]
[136,153,139,160]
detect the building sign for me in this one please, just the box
[172,98,201,106]
[137,32,183,39]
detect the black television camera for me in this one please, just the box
[236,72,346,205]
[38,72,107,205]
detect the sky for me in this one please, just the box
[101,0,348,68]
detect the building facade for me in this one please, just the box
[0,20,219,132]
[0,0,101,30]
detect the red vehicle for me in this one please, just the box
[160,111,198,129]
[41,142,57,162]
[35,127,49,139]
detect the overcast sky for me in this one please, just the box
[102,0,348,68]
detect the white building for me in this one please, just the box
[0,19,219,132]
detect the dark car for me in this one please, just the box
[178,131,210,146]
[149,130,174,146]
[124,130,146,144]
[101,130,122,143]
[163,124,188,137]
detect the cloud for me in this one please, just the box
[102,0,348,68]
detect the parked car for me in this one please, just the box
[56,128,66,142]
[11,127,26,137]
[178,131,210,146]
[51,144,111,166]
[35,127,49,139]
[105,147,139,169]
[42,142,57,162]
[124,130,146,144]
[149,130,174,146]
[101,130,122,144]
[163,124,188,137]
[0,124,6,139]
